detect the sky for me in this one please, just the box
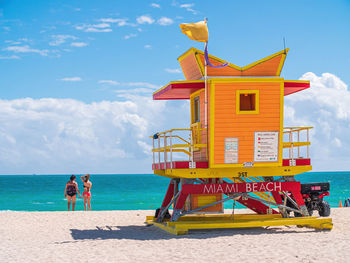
[0,0,350,174]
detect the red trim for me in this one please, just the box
[153,82,205,100]
[319,192,330,198]
[283,158,311,166]
[284,81,310,96]
[152,161,208,170]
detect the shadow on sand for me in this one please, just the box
[68,225,317,241]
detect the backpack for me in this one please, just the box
[66,181,77,195]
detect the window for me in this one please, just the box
[194,96,200,122]
[236,90,259,114]
[240,93,256,111]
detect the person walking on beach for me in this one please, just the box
[81,174,92,211]
[64,175,81,211]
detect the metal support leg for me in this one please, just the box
[171,190,189,222]
[264,177,288,217]
[283,176,309,216]
[156,179,175,222]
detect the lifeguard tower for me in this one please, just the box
[146,47,332,235]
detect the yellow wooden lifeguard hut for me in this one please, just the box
[146,47,333,235]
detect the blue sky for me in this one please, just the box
[0,0,350,174]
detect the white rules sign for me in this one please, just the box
[224,137,238,163]
[254,131,279,162]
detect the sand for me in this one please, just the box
[0,208,349,263]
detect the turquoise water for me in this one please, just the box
[0,172,349,211]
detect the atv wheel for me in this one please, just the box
[319,201,331,217]
[294,208,313,217]
[307,207,313,216]
[294,211,302,217]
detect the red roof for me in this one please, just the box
[153,81,204,100]
[284,81,310,96]
[153,80,310,100]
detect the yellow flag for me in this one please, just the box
[179,20,208,42]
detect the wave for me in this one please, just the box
[32,202,55,205]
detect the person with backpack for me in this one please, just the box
[64,175,81,211]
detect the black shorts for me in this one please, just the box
[67,193,77,197]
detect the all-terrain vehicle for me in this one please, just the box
[283,182,331,217]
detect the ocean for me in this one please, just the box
[0,172,349,211]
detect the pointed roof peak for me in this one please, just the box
[178,48,289,80]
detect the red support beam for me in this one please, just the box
[173,191,189,210]
[238,197,279,214]
[159,180,175,210]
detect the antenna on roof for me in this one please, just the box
[283,37,287,54]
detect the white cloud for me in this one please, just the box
[98,80,160,91]
[92,23,110,28]
[98,80,120,86]
[144,45,152,49]
[86,28,112,32]
[136,15,155,24]
[5,40,21,45]
[70,42,88,47]
[0,55,20,60]
[75,23,112,32]
[180,3,198,14]
[99,18,119,23]
[137,140,153,155]
[99,18,135,27]
[284,72,350,171]
[40,26,57,34]
[124,33,137,40]
[165,68,181,74]
[99,80,160,94]
[180,3,193,8]
[118,82,160,90]
[151,3,161,8]
[157,17,174,26]
[114,88,155,94]
[3,45,49,56]
[49,35,77,46]
[60,77,82,82]
[19,38,30,42]
[0,96,190,174]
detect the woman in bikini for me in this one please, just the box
[81,174,92,211]
[64,175,81,211]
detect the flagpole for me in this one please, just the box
[204,17,208,130]
[204,18,208,161]
[204,41,208,129]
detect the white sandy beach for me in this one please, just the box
[0,208,349,263]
